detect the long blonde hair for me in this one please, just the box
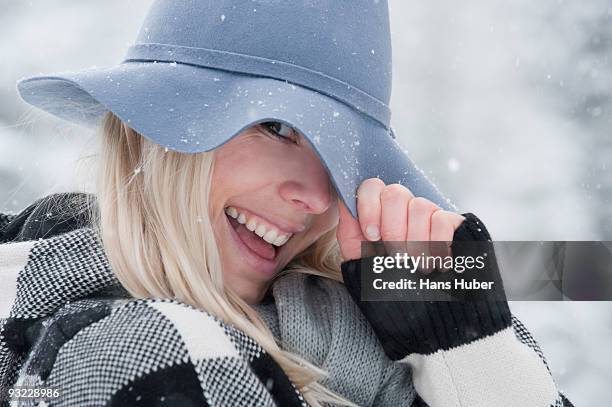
[93,112,356,407]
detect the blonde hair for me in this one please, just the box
[92,112,357,407]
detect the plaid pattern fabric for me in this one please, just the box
[8,297,308,406]
[11,229,118,319]
[0,225,308,407]
[511,315,552,375]
[510,316,575,407]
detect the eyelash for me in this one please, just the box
[262,122,298,143]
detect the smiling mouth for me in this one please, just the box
[225,206,296,244]
[224,206,305,268]
[226,214,277,260]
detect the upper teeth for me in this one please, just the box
[224,206,293,247]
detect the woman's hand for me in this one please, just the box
[336,178,466,262]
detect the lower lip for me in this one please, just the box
[225,213,281,277]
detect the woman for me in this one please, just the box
[0,0,572,406]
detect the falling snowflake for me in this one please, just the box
[591,106,603,117]
[447,158,460,172]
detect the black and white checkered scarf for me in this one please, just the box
[0,200,311,406]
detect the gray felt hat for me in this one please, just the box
[17,0,453,217]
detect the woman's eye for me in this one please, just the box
[263,122,295,141]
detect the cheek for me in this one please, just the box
[302,204,340,243]
[213,139,284,196]
[321,201,340,230]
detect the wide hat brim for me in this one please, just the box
[17,61,454,218]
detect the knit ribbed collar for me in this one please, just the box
[252,272,416,406]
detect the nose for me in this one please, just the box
[278,151,334,214]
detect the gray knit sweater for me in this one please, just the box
[253,273,416,406]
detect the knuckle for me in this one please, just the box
[409,196,437,213]
[381,183,409,202]
[359,177,385,192]
[431,209,448,223]
[382,226,404,240]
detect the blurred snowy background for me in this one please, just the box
[0,0,610,404]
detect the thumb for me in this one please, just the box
[336,199,366,261]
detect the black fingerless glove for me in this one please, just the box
[341,213,512,360]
